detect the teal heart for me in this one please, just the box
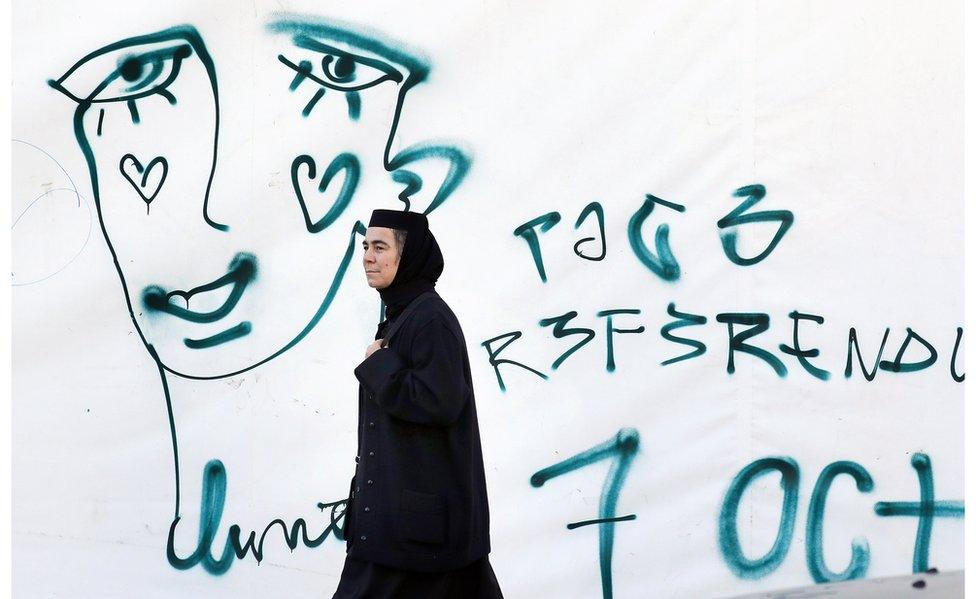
[291,153,360,233]
[119,153,168,211]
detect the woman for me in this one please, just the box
[333,208,503,598]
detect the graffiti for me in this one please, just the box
[538,311,596,370]
[716,184,794,266]
[718,453,963,584]
[950,327,965,382]
[291,152,360,233]
[166,460,347,575]
[481,307,649,388]
[21,5,962,596]
[596,309,646,373]
[573,201,606,261]
[48,15,470,574]
[845,327,891,381]
[627,194,684,281]
[482,305,963,391]
[531,428,640,599]
[514,184,793,284]
[879,328,939,374]
[119,153,169,212]
[874,453,965,573]
[806,461,873,583]
[780,311,831,381]
[48,17,469,376]
[493,191,963,390]
[659,302,707,366]
[718,457,799,579]
[716,312,788,377]
[513,211,561,283]
[479,331,549,392]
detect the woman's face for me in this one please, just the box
[362,226,400,290]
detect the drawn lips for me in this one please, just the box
[142,252,257,323]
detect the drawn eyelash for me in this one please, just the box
[127,99,140,124]
[121,87,179,125]
[156,88,177,105]
[302,88,325,116]
[286,66,365,120]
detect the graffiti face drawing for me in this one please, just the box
[48,15,470,572]
[49,17,468,378]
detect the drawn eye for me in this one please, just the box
[278,36,402,93]
[323,55,355,83]
[115,46,191,94]
[50,43,194,104]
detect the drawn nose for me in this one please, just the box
[203,183,230,232]
[205,213,229,231]
[201,120,234,232]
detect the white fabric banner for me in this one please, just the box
[12,1,964,597]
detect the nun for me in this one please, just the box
[332,209,503,598]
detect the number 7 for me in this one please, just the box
[530,428,640,599]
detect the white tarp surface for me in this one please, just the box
[12,1,964,597]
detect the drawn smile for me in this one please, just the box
[142,252,257,348]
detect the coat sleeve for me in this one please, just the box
[354,318,468,426]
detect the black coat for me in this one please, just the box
[347,291,491,573]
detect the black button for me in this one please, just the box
[369,421,375,428]
[360,535,367,541]
[356,486,361,492]
[355,456,360,463]
[364,507,370,512]
[369,451,375,457]
[367,479,373,485]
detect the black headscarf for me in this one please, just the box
[368,209,444,323]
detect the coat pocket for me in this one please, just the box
[399,489,447,545]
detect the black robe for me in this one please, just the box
[347,290,492,573]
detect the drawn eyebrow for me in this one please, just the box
[265,17,429,85]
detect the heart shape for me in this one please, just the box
[291,153,360,233]
[119,154,169,212]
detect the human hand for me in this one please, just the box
[365,339,384,359]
